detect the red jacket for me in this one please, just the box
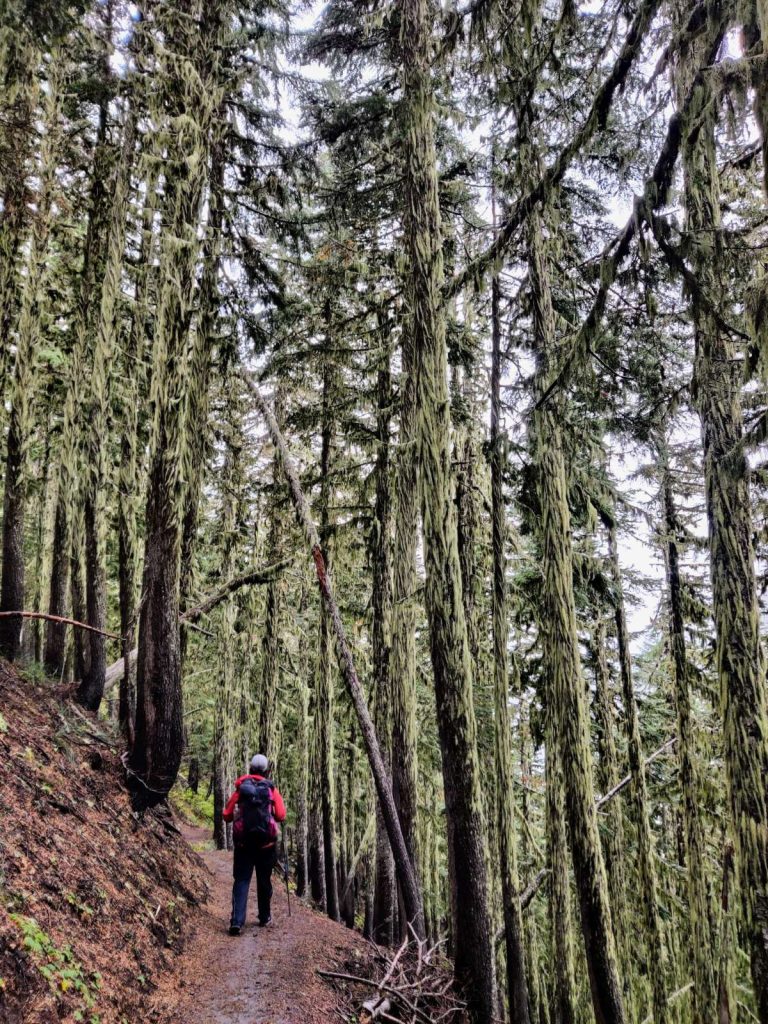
[223,774,286,840]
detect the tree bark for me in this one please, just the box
[316,349,341,922]
[0,52,62,661]
[398,0,494,1015]
[677,18,768,1019]
[658,432,715,1024]
[530,195,625,1024]
[490,255,531,1023]
[372,334,396,946]
[607,524,668,1023]
[129,0,220,809]
[590,623,633,1020]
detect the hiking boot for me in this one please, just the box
[257,916,272,927]
[228,924,242,936]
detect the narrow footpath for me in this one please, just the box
[158,824,368,1024]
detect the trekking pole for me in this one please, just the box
[281,834,291,917]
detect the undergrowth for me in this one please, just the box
[170,783,214,829]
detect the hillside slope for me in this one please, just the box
[0,663,208,1024]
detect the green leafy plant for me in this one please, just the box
[9,915,101,1013]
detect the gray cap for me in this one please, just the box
[250,753,269,774]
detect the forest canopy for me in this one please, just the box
[1,0,768,1022]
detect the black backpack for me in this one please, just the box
[238,777,277,844]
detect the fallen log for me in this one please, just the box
[0,611,122,640]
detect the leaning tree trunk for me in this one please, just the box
[129,0,221,808]
[529,198,626,1024]
[490,257,531,1023]
[677,23,768,1020]
[0,52,62,661]
[246,377,425,938]
[372,339,396,946]
[399,0,495,1016]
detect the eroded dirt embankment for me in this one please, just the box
[0,664,374,1024]
[0,664,208,1024]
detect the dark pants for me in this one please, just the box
[231,841,278,928]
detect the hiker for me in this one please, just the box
[223,753,286,936]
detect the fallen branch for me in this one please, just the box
[0,610,122,641]
[318,970,434,1024]
[182,559,291,623]
[246,374,425,940]
[102,559,290,693]
[639,981,694,1024]
[320,935,466,1024]
[596,736,677,810]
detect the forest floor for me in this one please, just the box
[155,824,370,1024]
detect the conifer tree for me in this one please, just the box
[399,0,495,1017]
[677,18,768,1017]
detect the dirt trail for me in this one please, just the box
[159,823,367,1024]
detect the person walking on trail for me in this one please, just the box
[223,753,286,936]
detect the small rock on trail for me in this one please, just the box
[158,824,368,1024]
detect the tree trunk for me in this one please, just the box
[545,708,576,1024]
[490,257,531,1023]
[658,432,715,1024]
[0,52,62,661]
[118,162,158,743]
[372,336,395,945]
[530,198,625,1024]
[316,350,340,922]
[399,0,494,1015]
[129,0,220,808]
[295,665,310,899]
[591,623,633,1020]
[0,34,37,405]
[179,128,225,632]
[390,318,420,883]
[677,21,768,1019]
[259,392,286,755]
[78,112,136,711]
[45,83,111,677]
[606,523,668,1023]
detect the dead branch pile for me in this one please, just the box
[318,933,469,1024]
